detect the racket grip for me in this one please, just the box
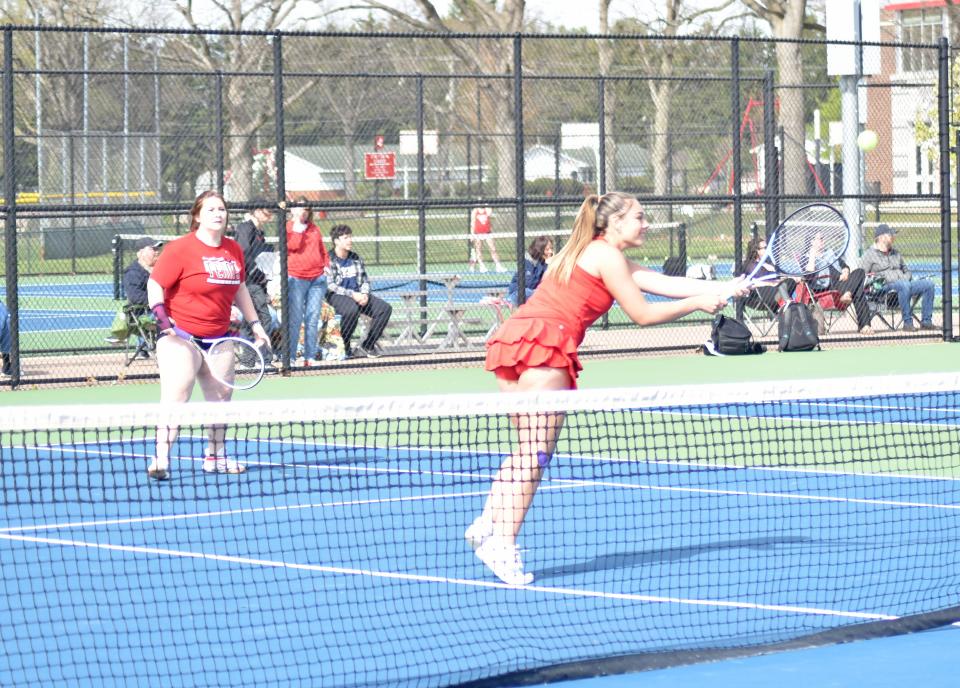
[172,326,192,341]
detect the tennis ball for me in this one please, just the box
[857,129,878,152]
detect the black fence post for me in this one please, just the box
[763,70,777,235]
[938,37,953,341]
[3,26,18,385]
[272,32,290,369]
[777,124,785,221]
[553,127,561,235]
[112,235,122,300]
[732,39,743,274]
[215,70,225,194]
[597,74,606,195]
[514,34,527,304]
[465,132,472,262]
[416,74,428,336]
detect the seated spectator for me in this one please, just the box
[506,236,554,306]
[860,224,936,331]
[741,235,796,313]
[804,233,873,335]
[1,299,10,376]
[326,224,392,358]
[106,237,163,346]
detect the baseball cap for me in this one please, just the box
[874,223,897,238]
[133,237,163,250]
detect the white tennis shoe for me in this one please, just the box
[203,457,246,474]
[147,458,169,481]
[464,515,494,551]
[475,537,533,586]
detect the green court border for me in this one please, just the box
[2,341,957,405]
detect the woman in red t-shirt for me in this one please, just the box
[145,190,270,480]
[466,192,750,585]
[468,203,506,273]
[285,199,329,366]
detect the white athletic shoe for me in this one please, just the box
[203,457,246,474]
[475,538,533,585]
[147,458,169,481]
[495,264,508,273]
[477,263,488,274]
[464,515,494,551]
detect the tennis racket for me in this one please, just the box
[745,203,850,285]
[191,335,270,391]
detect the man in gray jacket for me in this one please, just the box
[860,224,935,331]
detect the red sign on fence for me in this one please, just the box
[364,152,396,180]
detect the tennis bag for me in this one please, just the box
[662,255,686,276]
[705,314,764,355]
[778,302,820,352]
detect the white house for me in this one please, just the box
[524,144,592,181]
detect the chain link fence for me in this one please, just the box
[0,26,955,387]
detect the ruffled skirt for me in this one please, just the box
[484,317,581,388]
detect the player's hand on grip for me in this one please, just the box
[697,291,729,314]
[717,275,751,300]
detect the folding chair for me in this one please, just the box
[737,296,778,337]
[123,304,157,366]
[863,276,921,331]
[736,279,794,337]
[794,280,853,334]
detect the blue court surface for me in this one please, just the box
[1,391,959,686]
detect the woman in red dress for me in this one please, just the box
[146,191,271,480]
[468,203,506,273]
[468,192,749,585]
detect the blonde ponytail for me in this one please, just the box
[546,191,635,284]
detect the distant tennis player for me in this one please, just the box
[469,192,750,585]
[145,190,270,480]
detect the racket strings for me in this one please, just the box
[205,337,266,390]
[768,207,848,276]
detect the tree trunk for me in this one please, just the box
[599,1,616,192]
[770,1,808,195]
[650,83,672,197]
[343,128,357,198]
[776,39,807,194]
[227,132,253,201]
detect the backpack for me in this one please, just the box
[777,302,820,352]
[704,314,765,356]
[662,255,686,277]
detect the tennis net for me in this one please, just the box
[2,373,960,686]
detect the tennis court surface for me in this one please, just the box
[2,373,959,686]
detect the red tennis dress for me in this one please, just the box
[485,264,614,389]
[472,208,492,235]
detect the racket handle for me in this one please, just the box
[256,339,273,360]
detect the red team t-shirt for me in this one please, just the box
[150,232,245,338]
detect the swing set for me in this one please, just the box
[699,97,827,196]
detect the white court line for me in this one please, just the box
[577,478,960,512]
[23,429,960,486]
[0,530,898,622]
[0,481,591,534]
[23,439,960,506]
[11,440,960,522]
